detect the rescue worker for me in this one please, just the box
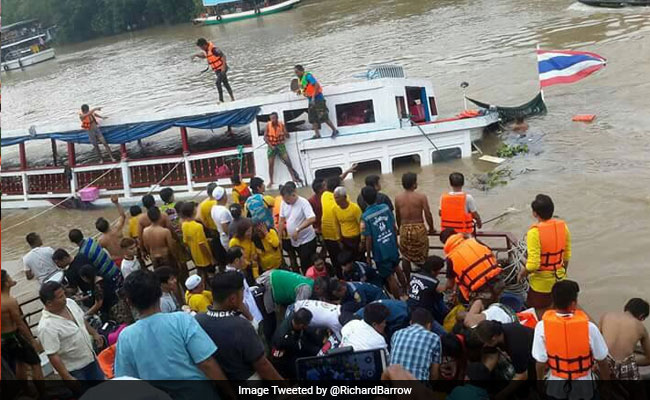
[532,280,610,399]
[518,194,571,317]
[192,38,235,103]
[293,65,339,139]
[439,172,482,234]
[79,104,115,163]
[440,228,501,304]
[265,112,302,186]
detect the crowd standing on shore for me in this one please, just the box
[3,169,650,400]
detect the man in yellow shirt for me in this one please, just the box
[518,194,571,317]
[198,182,218,233]
[333,186,363,261]
[181,202,215,282]
[127,205,143,239]
[184,275,213,313]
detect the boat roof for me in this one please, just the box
[202,0,240,6]
[1,34,46,50]
[2,76,431,147]
[1,19,39,33]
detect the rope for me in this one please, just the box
[144,159,185,195]
[1,163,122,233]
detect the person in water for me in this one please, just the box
[79,104,115,163]
[192,38,234,103]
[294,65,339,139]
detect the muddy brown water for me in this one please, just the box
[2,1,650,331]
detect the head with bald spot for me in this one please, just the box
[333,186,349,208]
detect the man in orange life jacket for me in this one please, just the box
[294,65,339,140]
[439,172,482,235]
[265,112,302,187]
[79,104,115,163]
[440,228,502,305]
[192,38,235,103]
[518,194,571,316]
[532,280,610,400]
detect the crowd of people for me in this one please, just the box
[2,170,650,400]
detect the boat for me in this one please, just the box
[1,19,56,72]
[193,0,301,25]
[578,0,650,7]
[0,65,498,209]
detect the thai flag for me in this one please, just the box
[537,49,606,88]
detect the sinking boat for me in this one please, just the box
[193,0,301,25]
[578,0,650,7]
[1,65,498,209]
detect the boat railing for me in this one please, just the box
[1,145,256,201]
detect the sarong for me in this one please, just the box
[607,354,640,380]
[399,223,429,264]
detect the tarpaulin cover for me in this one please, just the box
[466,92,547,123]
[2,106,260,147]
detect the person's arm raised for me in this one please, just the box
[112,195,127,231]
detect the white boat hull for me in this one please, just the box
[194,0,301,25]
[2,48,56,72]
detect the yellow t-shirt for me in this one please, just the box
[232,183,249,206]
[333,202,362,238]
[199,198,217,231]
[229,237,260,278]
[320,191,341,241]
[525,224,572,293]
[128,216,139,238]
[185,290,213,313]
[258,229,282,271]
[182,220,212,267]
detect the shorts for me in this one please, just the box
[399,223,429,264]
[267,143,288,158]
[376,259,400,279]
[308,98,330,124]
[87,126,106,145]
[607,354,640,380]
[152,254,177,270]
[1,331,41,367]
[526,287,552,309]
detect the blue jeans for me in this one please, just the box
[70,360,105,381]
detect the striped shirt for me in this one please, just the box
[79,238,123,286]
[390,324,441,381]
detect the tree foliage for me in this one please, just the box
[2,0,204,42]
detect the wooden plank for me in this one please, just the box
[479,155,506,164]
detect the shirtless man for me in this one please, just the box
[96,195,127,265]
[394,172,435,280]
[599,298,650,381]
[138,194,170,255]
[1,270,45,388]
[142,207,176,270]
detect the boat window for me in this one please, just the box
[335,100,376,127]
[395,96,407,118]
[406,86,430,123]
[315,167,343,180]
[283,109,311,133]
[256,114,272,137]
[392,155,421,171]
[429,97,438,116]
[432,148,462,162]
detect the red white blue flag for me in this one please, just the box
[537,49,606,88]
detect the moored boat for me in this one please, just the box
[578,0,650,7]
[1,19,57,72]
[193,0,301,26]
[1,66,498,209]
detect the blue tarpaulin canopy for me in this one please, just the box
[2,106,260,147]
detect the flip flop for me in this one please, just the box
[310,134,321,140]
[331,130,340,139]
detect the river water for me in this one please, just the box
[2,0,650,324]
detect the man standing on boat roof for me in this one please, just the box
[192,38,235,103]
[294,65,339,139]
[79,104,115,163]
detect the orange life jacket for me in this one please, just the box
[530,219,567,274]
[267,121,285,146]
[205,42,225,72]
[97,344,116,379]
[440,192,474,233]
[542,309,593,380]
[233,183,251,206]
[444,234,501,301]
[300,72,323,98]
[80,113,96,130]
[517,308,539,329]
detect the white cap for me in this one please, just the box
[185,275,202,291]
[214,186,226,201]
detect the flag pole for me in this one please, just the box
[537,44,545,102]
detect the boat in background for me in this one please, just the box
[578,0,650,7]
[193,0,301,25]
[1,19,56,72]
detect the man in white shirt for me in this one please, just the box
[340,302,388,352]
[37,281,105,382]
[292,299,343,339]
[225,247,263,326]
[532,280,609,400]
[23,232,60,285]
[278,183,317,272]
[210,186,233,250]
